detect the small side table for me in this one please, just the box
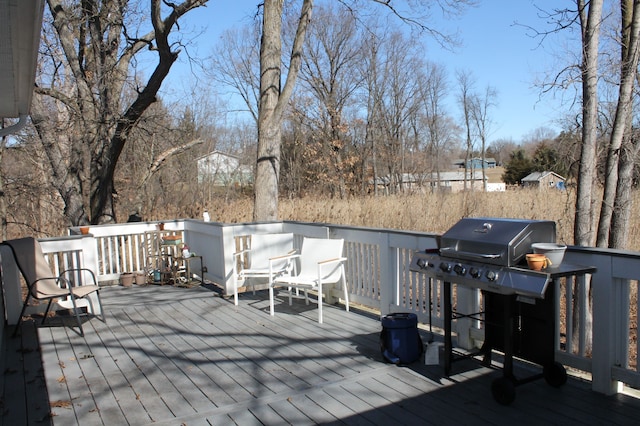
[147,254,173,285]
[173,255,204,287]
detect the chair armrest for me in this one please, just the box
[233,248,251,259]
[269,249,298,262]
[60,267,98,287]
[32,276,68,289]
[318,257,347,265]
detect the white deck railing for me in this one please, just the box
[0,219,638,397]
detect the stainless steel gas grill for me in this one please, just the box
[410,217,596,405]
[411,217,556,299]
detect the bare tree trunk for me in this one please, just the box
[596,0,640,247]
[571,0,603,354]
[30,93,89,225]
[254,0,313,221]
[598,0,640,249]
[254,0,284,221]
[574,0,603,247]
[456,70,475,193]
[610,142,639,248]
[471,85,496,193]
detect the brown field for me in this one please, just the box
[156,167,640,251]
[202,188,580,246]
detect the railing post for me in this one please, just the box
[379,233,397,316]
[221,226,237,297]
[80,235,102,316]
[0,245,22,325]
[573,251,619,395]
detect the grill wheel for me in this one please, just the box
[543,362,568,387]
[491,377,516,405]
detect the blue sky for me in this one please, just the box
[428,1,574,142]
[162,0,576,144]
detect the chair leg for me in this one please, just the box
[42,299,54,325]
[86,291,106,323]
[269,284,277,316]
[95,291,106,322]
[341,269,350,312]
[317,284,323,324]
[69,295,84,337]
[233,276,239,306]
[13,294,32,337]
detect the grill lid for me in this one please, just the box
[439,217,556,267]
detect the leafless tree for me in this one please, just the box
[418,62,450,187]
[598,0,640,249]
[536,0,604,352]
[456,70,476,191]
[254,0,474,220]
[295,3,363,198]
[254,0,312,220]
[208,24,261,124]
[377,32,423,194]
[30,0,207,226]
[574,0,604,247]
[359,31,385,196]
[470,84,497,192]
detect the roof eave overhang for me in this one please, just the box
[0,0,45,119]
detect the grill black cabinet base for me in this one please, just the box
[443,264,596,405]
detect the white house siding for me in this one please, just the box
[197,151,252,186]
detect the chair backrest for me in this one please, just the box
[249,233,294,270]
[298,237,344,282]
[4,237,62,297]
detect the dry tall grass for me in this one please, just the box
[155,169,640,251]
[203,189,588,247]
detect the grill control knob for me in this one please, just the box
[439,262,452,273]
[485,270,498,281]
[416,258,427,269]
[453,264,466,276]
[469,267,481,278]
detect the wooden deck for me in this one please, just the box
[3,284,640,426]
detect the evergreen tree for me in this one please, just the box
[502,149,534,185]
[533,142,565,176]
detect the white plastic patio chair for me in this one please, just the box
[233,233,295,305]
[269,237,348,324]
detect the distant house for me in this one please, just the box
[430,171,488,193]
[370,171,488,193]
[521,171,565,190]
[453,157,497,169]
[197,151,253,186]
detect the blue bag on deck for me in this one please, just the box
[380,312,423,365]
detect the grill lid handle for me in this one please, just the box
[440,247,502,259]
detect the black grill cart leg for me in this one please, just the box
[491,377,516,405]
[444,281,453,376]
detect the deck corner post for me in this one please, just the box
[379,234,397,317]
[589,253,619,395]
[0,245,23,325]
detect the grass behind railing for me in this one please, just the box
[203,189,587,247]
[155,184,640,251]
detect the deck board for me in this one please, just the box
[3,284,640,425]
